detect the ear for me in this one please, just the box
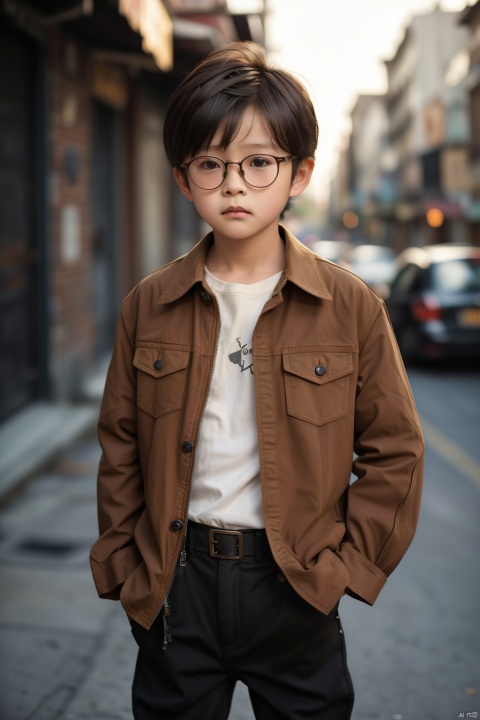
[289,158,315,198]
[173,167,194,202]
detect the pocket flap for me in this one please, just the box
[283,352,353,386]
[133,345,189,379]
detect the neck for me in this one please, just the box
[206,228,285,284]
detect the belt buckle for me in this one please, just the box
[208,529,244,560]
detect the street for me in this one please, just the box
[0,365,479,720]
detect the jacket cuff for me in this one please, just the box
[335,543,387,605]
[90,544,141,599]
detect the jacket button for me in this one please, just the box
[154,359,163,371]
[201,291,212,304]
[181,440,193,453]
[315,365,326,377]
[171,520,183,532]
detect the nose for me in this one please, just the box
[222,162,246,194]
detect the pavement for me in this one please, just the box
[0,362,253,720]
[0,356,109,505]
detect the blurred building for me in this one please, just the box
[331,4,480,252]
[349,94,391,245]
[328,140,351,240]
[460,0,480,245]
[386,5,471,249]
[0,0,265,426]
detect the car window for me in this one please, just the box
[391,263,421,292]
[431,258,480,292]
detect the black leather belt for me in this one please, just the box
[187,521,268,560]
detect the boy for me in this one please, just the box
[90,42,424,720]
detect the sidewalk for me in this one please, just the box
[0,355,109,505]
[0,427,253,720]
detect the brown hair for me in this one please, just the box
[163,42,318,168]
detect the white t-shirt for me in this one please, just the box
[188,268,282,529]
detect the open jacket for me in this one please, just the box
[90,226,424,629]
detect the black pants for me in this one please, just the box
[131,522,354,720]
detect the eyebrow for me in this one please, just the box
[202,142,279,155]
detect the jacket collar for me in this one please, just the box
[157,225,332,305]
[280,225,332,301]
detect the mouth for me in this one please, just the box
[222,206,250,216]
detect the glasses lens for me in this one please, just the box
[242,155,279,187]
[187,155,282,189]
[189,157,225,189]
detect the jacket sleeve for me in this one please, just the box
[89,305,144,600]
[335,302,424,605]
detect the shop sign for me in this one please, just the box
[424,198,462,219]
[92,62,129,110]
[424,99,446,147]
[441,147,471,193]
[119,0,173,71]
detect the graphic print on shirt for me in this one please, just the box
[228,337,254,374]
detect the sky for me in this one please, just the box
[265,0,474,203]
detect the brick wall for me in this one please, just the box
[47,27,95,400]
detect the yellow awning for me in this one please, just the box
[119,0,173,71]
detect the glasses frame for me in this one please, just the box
[180,154,296,190]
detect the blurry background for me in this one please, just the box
[0,2,479,719]
[0,0,479,435]
[1,0,480,438]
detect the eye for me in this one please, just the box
[248,155,274,168]
[197,157,222,171]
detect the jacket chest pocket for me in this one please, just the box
[133,345,190,418]
[282,351,353,427]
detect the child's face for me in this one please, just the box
[174,106,313,245]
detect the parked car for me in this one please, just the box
[346,244,397,296]
[386,244,480,362]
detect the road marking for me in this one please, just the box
[420,415,480,490]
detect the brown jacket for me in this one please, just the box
[90,227,424,629]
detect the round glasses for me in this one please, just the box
[180,154,295,190]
